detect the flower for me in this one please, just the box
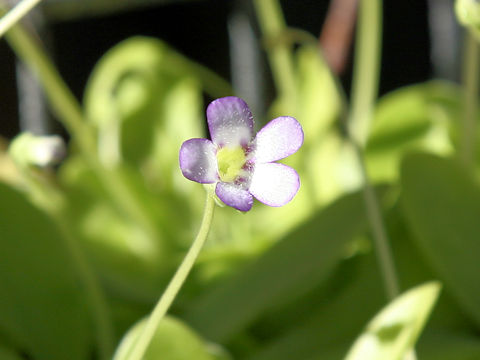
[179,96,304,211]
[9,132,67,168]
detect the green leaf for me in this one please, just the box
[145,77,205,191]
[400,153,480,327]
[289,45,350,208]
[417,330,480,360]
[84,37,205,168]
[298,329,480,360]
[455,0,480,36]
[366,81,457,182]
[84,36,230,129]
[344,282,441,360]
[184,188,376,343]
[246,201,470,360]
[295,45,340,145]
[0,344,23,360]
[264,44,347,217]
[60,158,186,302]
[113,316,231,360]
[245,252,386,360]
[386,203,472,332]
[0,182,90,359]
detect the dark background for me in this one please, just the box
[0,0,435,139]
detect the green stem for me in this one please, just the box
[126,195,216,360]
[2,16,96,154]
[0,0,43,38]
[358,149,413,360]
[348,0,400,300]
[253,0,296,111]
[348,0,382,147]
[364,181,399,300]
[460,29,479,167]
[353,145,400,299]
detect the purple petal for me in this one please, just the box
[249,163,300,207]
[253,116,304,163]
[216,182,253,211]
[207,97,254,147]
[179,138,218,183]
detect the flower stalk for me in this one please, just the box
[348,0,382,147]
[460,28,479,167]
[3,15,97,155]
[0,0,43,38]
[348,0,400,301]
[353,144,400,300]
[126,194,216,360]
[252,0,297,111]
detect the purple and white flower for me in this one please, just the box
[179,96,304,212]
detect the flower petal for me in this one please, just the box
[253,116,304,163]
[207,96,254,147]
[249,162,300,207]
[179,138,218,183]
[216,182,253,211]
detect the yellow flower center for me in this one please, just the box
[216,146,246,183]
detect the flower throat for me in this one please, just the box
[216,146,246,183]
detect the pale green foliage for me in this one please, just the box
[114,316,231,360]
[345,282,441,360]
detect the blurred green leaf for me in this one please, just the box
[386,203,473,332]
[292,45,352,208]
[265,44,349,216]
[366,81,457,182]
[113,316,231,360]
[344,281,441,360]
[247,200,474,360]
[0,344,23,360]
[0,139,20,185]
[81,37,234,303]
[245,251,385,360]
[84,36,230,129]
[145,77,205,192]
[83,37,206,171]
[0,182,90,359]
[301,328,480,360]
[455,0,480,37]
[295,45,340,145]
[63,38,213,301]
[400,153,480,328]
[60,157,188,302]
[184,188,377,343]
[417,330,480,360]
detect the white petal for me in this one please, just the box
[207,97,254,147]
[249,163,300,207]
[253,116,304,163]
